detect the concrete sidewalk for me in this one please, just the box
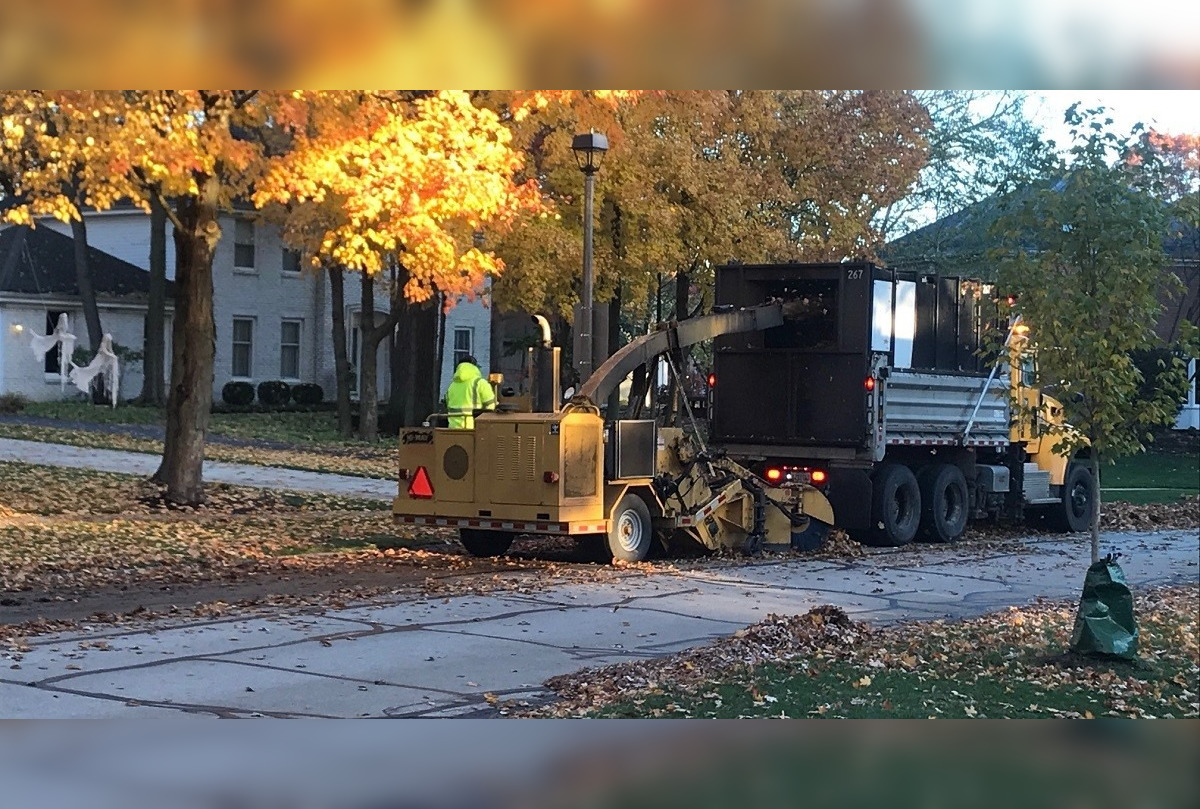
[0,437,395,501]
[2,528,1195,718]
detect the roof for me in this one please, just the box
[0,225,174,299]
[882,183,1200,278]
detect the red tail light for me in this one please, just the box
[408,466,434,499]
[706,373,716,388]
[864,376,876,391]
[765,467,783,484]
[811,469,827,484]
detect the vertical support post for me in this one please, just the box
[577,168,596,384]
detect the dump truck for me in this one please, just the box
[709,261,1096,547]
[393,304,835,562]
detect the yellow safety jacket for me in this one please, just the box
[445,362,496,429]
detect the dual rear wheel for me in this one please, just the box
[853,462,968,547]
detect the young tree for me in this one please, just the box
[993,106,1199,562]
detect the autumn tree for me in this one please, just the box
[254,90,543,439]
[488,91,929,412]
[0,93,108,371]
[2,91,305,503]
[993,106,1199,562]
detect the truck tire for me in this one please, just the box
[607,493,654,563]
[917,463,969,543]
[856,463,920,547]
[459,528,515,557]
[1049,464,1095,533]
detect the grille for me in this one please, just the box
[495,435,537,482]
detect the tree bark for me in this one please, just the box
[1089,454,1102,564]
[69,213,110,404]
[389,290,440,428]
[606,284,622,418]
[154,173,219,505]
[69,213,102,352]
[139,195,167,406]
[664,269,690,425]
[329,266,353,438]
[358,273,380,442]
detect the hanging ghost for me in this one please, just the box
[29,312,78,391]
[70,333,120,408]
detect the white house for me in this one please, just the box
[7,207,492,405]
[0,224,172,401]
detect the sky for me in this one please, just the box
[1028,91,1200,146]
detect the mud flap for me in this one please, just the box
[1069,554,1138,660]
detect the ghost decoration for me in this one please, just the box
[29,313,78,391]
[70,333,120,408]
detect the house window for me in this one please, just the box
[280,319,302,379]
[282,248,302,276]
[452,328,473,367]
[44,310,69,374]
[234,220,256,271]
[232,317,254,378]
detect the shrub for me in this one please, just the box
[0,392,29,414]
[291,382,324,406]
[257,380,292,407]
[221,381,255,406]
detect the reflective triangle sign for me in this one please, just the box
[408,466,434,499]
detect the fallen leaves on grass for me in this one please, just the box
[526,587,1199,719]
[535,605,870,717]
[1100,496,1200,532]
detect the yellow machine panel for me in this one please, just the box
[394,408,609,527]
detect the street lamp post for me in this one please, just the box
[571,130,608,384]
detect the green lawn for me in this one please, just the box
[18,399,394,448]
[1104,447,1199,504]
[536,588,1198,719]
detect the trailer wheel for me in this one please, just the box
[917,463,969,543]
[459,528,515,557]
[1049,464,1095,533]
[857,463,920,547]
[607,493,654,563]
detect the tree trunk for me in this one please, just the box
[154,174,219,505]
[665,270,690,425]
[329,266,353,438]
[139,196,167,406]
[1089,455,1102,564]
[435,300,447,404]
[70,215,102,352]
[69,214,109,404]
[358,274,380,442]
[389,292,441,428]
[606,284,622,418]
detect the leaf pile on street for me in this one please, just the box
[524,585,1198,718]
